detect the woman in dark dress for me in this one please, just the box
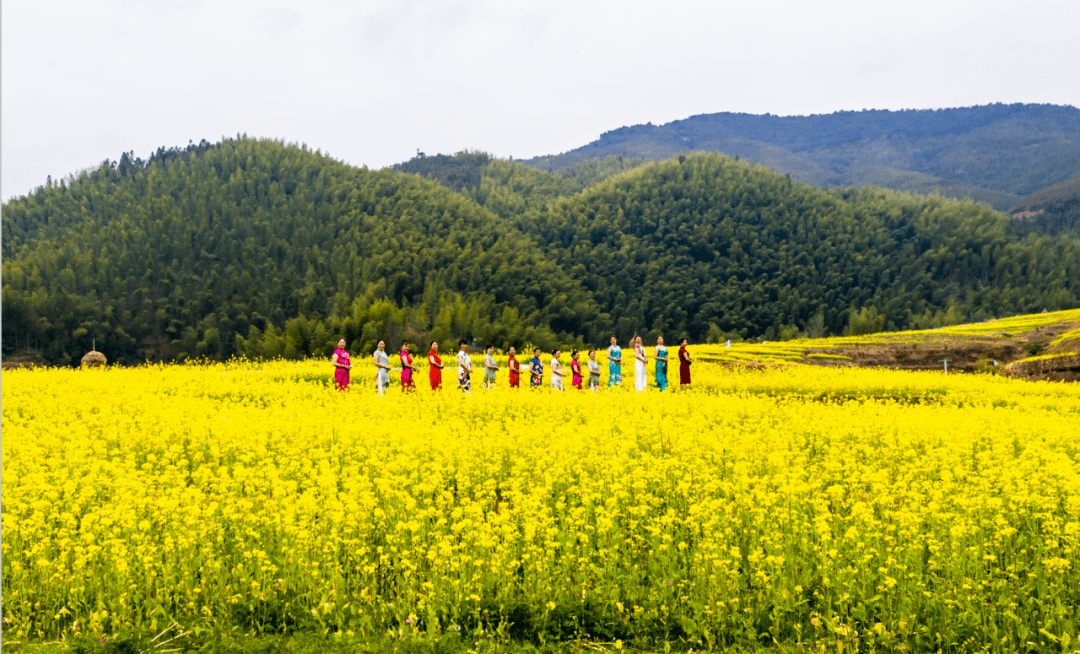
[678,338,692,390]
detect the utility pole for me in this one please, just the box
[940,358,952,374]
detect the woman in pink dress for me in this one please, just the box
[331,338,351,391]
[400,340,418,391]
[570,349,584,389]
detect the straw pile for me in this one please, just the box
[81,350,107,368]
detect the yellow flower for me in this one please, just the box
[3,351,1078,645]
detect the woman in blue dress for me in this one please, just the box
[529,348,544,388]
[606,336,622,387]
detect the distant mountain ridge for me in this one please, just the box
[520,103,1080,209]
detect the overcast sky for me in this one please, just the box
[3,0,1078,201]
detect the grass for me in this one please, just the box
[3,630,666,654]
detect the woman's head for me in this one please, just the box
[571,349,579,359]
[657,335,664,345]
[680,338,688,346]
[429,341,438,352]
[377,340,385,350]
[509,346,516,356]
[553,349,561,359]
[588,349,596,359]
[337,338,346,349]
[610,335,617,345]
[401,340,410,352]
[534,348,541,357]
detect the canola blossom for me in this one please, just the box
[3,357,1079,651]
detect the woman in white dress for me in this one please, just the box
[373,340,391,395]
[456,340,473,395]
[550,349,564,391]
[634,335,648,392]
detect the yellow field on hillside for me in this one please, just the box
[3,356,1078,652]
[693,308,1080,367]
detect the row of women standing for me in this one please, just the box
[330,335,692,393]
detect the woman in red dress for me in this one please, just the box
[428,341,444,390]
[507,346,521,388]
[678,338,692,390]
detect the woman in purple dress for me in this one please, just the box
[331,338,351,391]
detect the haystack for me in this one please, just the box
[81,350,107,368]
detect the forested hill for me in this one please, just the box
[519,104,1080,210]
[490,154,1080,341]
[1,138,604,365]
[1007,174,1080,236]
[3,137,1080,366]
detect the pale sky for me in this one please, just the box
[3,0,1078,201]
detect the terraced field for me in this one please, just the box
[699,309,1080,381]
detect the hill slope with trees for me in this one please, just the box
[494,153,1080,341]
[3,138,1080,365]
[519,103,1080,210]
[1007,174,1080,236]
[2,138,604,365]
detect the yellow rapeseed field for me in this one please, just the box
[3,354,1079,652]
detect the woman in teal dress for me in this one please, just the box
[654,335,669,391]
[607,335,623,387]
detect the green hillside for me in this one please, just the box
[1,138,603,365]
[501,153,1080,341]
[4,138,1080,366]
[393,151,649,202]
[519,104,1080,211]
[842,167,1021,210]
[1007,174,1080,236]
